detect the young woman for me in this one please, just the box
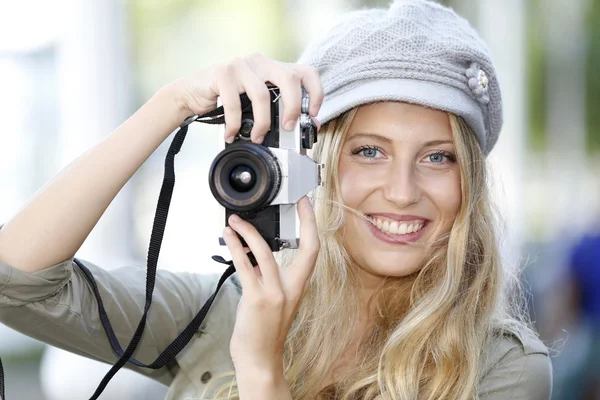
[0,0,552,399]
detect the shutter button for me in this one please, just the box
[201,371,212,384]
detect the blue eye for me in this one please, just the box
[425,151,455,164]
[362,148,379,158]
[351,145,382,159]
[429,153,445,163]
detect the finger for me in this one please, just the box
[231,57,272,144]
[271,66,302,131]
[228,213,281,290]
[291,64,324,117]
[292,196,320,283]
[216,64,242,143]
[312,116,321,132]
[247,57,302,131]
[222,226,261,291]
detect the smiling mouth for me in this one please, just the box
[366,215,426,236]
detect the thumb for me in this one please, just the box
[292,197,320,284]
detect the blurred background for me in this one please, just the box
[0,0,599,398]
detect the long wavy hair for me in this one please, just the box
[205,106,536,399]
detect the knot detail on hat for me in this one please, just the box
[466,62,490,104]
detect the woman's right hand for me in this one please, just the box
[171,53,324,144]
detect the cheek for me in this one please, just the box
[422,171,462,221]
[337,158,374,206]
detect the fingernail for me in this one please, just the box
[313,117,321,131]
[229,214,242,224]
[297,196,306,210]
[284,120,295,130]
[225,135,234,144]
[310,105,320,117]
[255,135,264,144]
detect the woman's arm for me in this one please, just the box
[223,198,321,399]
[237,370,293,400]
[0,256,242,386]
[0,53,322,274]
[0,83,190,272]
[0,53,323,394]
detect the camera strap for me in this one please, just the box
[0,95,256,400]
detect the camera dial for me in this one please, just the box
[238,119,254,140]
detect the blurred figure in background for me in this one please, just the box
[563,223,600,399]
[546,213,600,400]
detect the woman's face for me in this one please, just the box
[338,102,461,289]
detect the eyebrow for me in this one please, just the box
[347,132,454,147]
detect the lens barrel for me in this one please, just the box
[209,143,281,212]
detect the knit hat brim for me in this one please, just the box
[317,78,487,153]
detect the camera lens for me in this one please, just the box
[229,165,256,192]
[209,143,281,212]
[239,119,254,139]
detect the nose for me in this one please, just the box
[383,160,420,208]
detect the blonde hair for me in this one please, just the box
[205,107,536,400]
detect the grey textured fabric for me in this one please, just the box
[298,0,502,155]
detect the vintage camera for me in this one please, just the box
[208,87,323,251]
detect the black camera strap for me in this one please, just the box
[0,95,256,400]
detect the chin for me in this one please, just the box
[362,255,424,278]
[341,232,424,279]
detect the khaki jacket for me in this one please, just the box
[0,257,552,399]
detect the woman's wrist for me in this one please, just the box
[153,82,195,126]
[162,73,219,121]
[236,368,292,400]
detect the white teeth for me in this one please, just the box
[371,217,425,236]
[398,223,407,234]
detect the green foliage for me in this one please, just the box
[127,0,297,102]
[586,0,600,152]
[526,0,548,151]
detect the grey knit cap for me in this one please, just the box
[298,0,502,155]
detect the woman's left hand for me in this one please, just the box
[224,196,320,376]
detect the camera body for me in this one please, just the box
[209,87,323,251]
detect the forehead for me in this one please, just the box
[347,102,453,143]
